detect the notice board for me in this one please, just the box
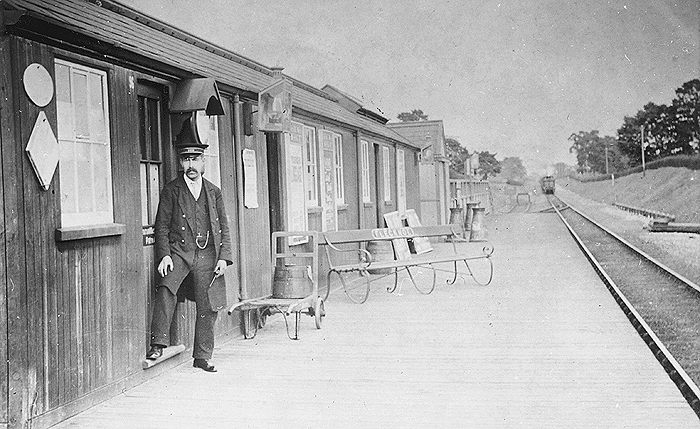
[405,209,433,255]
[383,211,412,261]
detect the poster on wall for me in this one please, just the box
[321,132,337,232]
[285,125,308,245]
[242,148,259,208]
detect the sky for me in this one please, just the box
[120,0,699,175]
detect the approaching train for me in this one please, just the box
[540,175,555,194]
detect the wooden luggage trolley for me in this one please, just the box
[320,224,494,304]
[227,231,325,340]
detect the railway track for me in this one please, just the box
[506,192,532,213]
[548,194,700,416]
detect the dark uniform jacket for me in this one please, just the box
[154,176,233,310]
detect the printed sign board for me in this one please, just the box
[258,79,292,133]
[405,209,433,255]
[284,123,308,245]
[383,211,412,261]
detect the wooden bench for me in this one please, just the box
[320,224,494,303]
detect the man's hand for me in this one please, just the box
[158,256,173,278]
[214,260,227,277]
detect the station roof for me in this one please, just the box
[3,0,414,146]
[387,120,446,152]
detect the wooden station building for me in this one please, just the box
[388,120,451,226]
[0,0,421,427]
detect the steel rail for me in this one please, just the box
[550,195,700,415]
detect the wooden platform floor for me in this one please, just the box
[52,213,700,428]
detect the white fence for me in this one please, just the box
[448,179,493,226]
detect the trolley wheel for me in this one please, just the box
[314,297,325,329]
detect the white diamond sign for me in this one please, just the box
[25,111,59,190]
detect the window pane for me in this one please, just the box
[205,154,221,188]
[59,139,77,214]
[76,141,93,213]
[56,60,114,228]
[383,146,391,201]
[140,163,148,225]
[334,135,344,202]
[148,164,160,224]
[202,114,221,187]
[73,73,89,138]
[148,98,160,161]
[94,143,111,212]
[89,72,106,142]
[55,64,73,141]
[138,97,147,159]
[304,127,317,204]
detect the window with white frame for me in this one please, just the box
[382,146,391,202]
[333,133,345,204]
[55,59,114,228]
[360,139,371,203]
[302,125,319,206]
[195,110,221,187]
[397,149,406,214]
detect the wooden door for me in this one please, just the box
[137,83,171,348]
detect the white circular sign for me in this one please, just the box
[23,63,54,107]
[195,110,211,145]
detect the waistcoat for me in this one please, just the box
[193,191,212,249]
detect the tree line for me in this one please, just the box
[568,79,699,175]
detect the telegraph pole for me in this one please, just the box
[640,125,646,177]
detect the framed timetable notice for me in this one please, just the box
[284,124,308,245]
[383,211,412,261]
[405,209,433,255]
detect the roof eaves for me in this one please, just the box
[99,0,335,101]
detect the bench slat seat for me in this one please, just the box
[331,245,494,273]
[321,224,494,304]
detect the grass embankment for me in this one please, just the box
[559,167,700,223]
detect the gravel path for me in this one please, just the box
[554,187,700,287]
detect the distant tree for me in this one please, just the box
[499,157,527,181]
[617,102,684,166]
[568,130,601,173]
[617,81,700,167]
[671,79,700,153]
[475,151,501,179]
[552,162,576,178]
[397,109,429,122]
[568,130,624,174]
[444,137,469,174]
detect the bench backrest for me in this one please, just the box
[321,224,462,246]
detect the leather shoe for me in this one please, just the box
[193,358,217,372]
[146,345,163,360]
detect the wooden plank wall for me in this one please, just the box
[109,65,146,377]
[0,33,14,428]
[7,38,149,425]
[403,147,421,219]
[210,96,244,333]
[239,102,272,301]
[336,128,357,231]
[9,37,53,428]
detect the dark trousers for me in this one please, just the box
[150,246,218,360]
